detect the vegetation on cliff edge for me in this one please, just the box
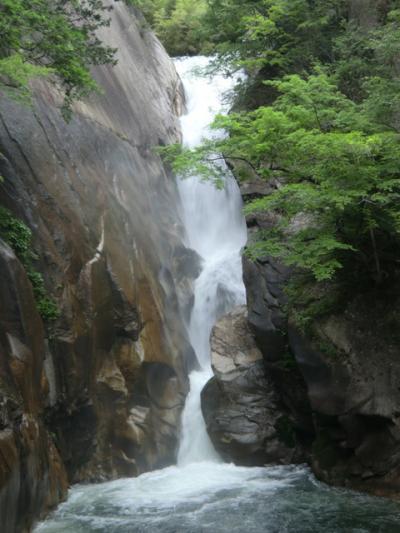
[127,0,209,56]
[0,0,118,116]
[0,207,59,322]
[160,0,400,314]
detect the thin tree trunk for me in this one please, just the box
[369,227,382,284]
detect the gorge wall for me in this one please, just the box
[0,3,195,531]
[202,174,400,500]
[201,0,400,501]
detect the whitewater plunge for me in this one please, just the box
[37,58,400,533]
[176,56,247,466]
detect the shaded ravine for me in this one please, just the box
[36,58,400,533]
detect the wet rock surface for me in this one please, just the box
[201,306,306,466]
[0,3,195,530]
[0,240,68,533]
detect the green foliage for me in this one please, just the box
[285,277,343,333]
[170,71,400,285]
[317,340,338,359]
[0,207,59,322]
[201,0,347,74]
[127,0,209,55]
[164,2,400,300]
[334,8,400,129]
[0,55,50,104]
[125,0,160,24]
[158,142,226,188]
[0,0,117,114]
[154,0,209,56]
[0,206,33,264]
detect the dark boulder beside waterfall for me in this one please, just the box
[201,306,308,466]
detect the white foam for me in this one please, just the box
[175,56,247,465]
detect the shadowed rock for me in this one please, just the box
[290,293,400,497]
[201,306,306,466]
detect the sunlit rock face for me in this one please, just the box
[0,3,195,530]
[0,240,69,533]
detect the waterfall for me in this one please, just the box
[37,56,400,533]
[175,57,247,466]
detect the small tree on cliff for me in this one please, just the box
[0,0,118,116]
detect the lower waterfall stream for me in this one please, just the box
[37,57,400,533]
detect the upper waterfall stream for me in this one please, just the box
[37,57,400,533]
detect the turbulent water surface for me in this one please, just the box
[37,57,400,533]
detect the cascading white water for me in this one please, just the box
[36,57,400,533]
[176,56,247,466]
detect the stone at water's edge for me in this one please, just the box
[201,306,307,466]
[0,3,196,531]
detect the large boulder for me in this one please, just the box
[0,240,68,533]
[201,306,306,466]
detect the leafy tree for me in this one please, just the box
[127,0,209,55]
[161,0,400,304]
[201,0,347,74]
[153,0,209,55]
[163,70,400,287]
[0,0,118,114]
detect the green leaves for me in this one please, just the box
[166,64,400,285]
[155,0,400,293]
[127,0,209,55]
[0,54,51,103]
[0,0,117,113]
[158,143,227,188]
[0,207,59,322]
[198,0,348,74]
[0,206,33,264]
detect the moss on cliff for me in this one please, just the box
[0,206,58,322]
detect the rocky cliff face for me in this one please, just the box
[0,4,195,531]
[289,293,400,498]
[202,175,400,500]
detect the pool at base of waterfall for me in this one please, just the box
[36,463,400,533]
